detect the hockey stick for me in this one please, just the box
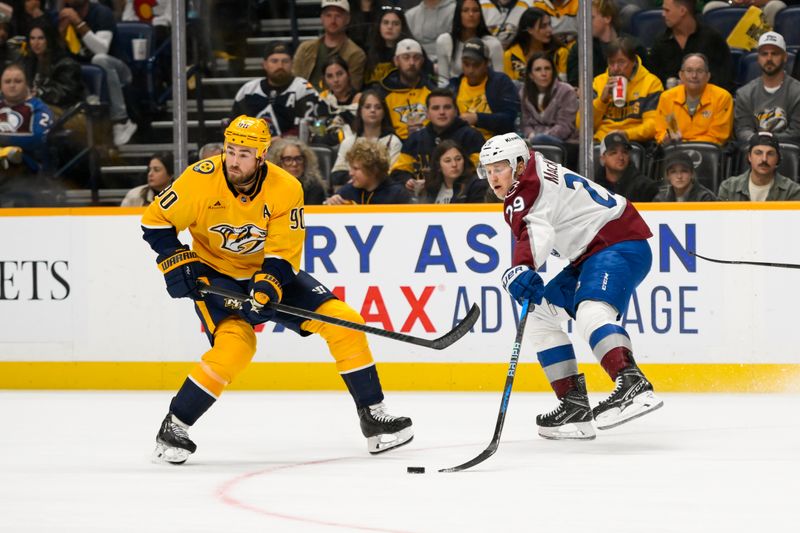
[690,251,800,270]
[196,282,480,350]
[438,300,531,473]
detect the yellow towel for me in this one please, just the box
[64,24,81,55]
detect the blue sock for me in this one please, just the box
[341,365,384,408]
[169,378,216,426]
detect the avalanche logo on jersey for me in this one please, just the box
[0,106,26,133]
[193,160,216,174]
[209,223,267,255]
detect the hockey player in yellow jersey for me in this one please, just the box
[142,115,413,464]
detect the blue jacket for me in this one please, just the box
[449,69,519,137]
[0,96,54,171]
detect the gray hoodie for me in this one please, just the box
[734,75,800,143]
[405,0,456,61]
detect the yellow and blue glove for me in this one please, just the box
[157,246,202,299]
[241,272,283,323]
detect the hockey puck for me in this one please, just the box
[406,466,425,474]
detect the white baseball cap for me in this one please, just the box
[321,0,349,13]
[757,31,786,52]
[395,38,423,57]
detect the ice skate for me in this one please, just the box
[537,374,596,440]
[153,413,197,464]
[593,366,663,430]
[358,402,414,454]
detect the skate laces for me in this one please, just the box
[369,402,399,423]
[542,397,567,418]
[169,417,190,440]
[597,375,625,407]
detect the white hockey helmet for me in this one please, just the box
[477,133,530,180]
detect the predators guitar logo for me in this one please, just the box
[209,223,267,255]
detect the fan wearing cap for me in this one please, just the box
[595,132,658,202]
[734,31,800,144]
[293,0,366,91]
[231,41,321,138]
[142,115,414,464]
[654,52,733,146]
[377,38,437,140]
[653,151,717,202]
[718,131,800,201]
[449,37,519,140]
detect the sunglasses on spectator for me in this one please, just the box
[281,156,305,165]
[381,5,403,12]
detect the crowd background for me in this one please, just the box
[1,0,800,206]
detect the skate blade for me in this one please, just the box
[367,426,414,454]
[152,442,191,465]
[538,421,596,440]
[596,392,664,430]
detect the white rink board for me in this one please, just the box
[1,208,799,364]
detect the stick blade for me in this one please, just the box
[429,304,480,350]
[438,443,498,473]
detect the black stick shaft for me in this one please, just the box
[439,300,531,473]
[196,282,479,350]
[690,251,800,270]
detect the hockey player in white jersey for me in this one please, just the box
[480,133,662,439]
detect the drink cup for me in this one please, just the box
[612,76,627,108]
[132,38,148,61]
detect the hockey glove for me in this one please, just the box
[241,272,283,323]
[502,265,544,305]
[157,246,202,299]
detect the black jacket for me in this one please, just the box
[390,117,485,183]
[24,53,85,108]
[653,182,717,202]
[594,164,659,202]
[420,172,489,204]
[338,178,412,204]
[649,22,733,92]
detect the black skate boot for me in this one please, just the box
[537,374,596,440]
[357,402,414,454]
[593,365,663,430]
[153,413,197,464]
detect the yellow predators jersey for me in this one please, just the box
[141,155,305,280]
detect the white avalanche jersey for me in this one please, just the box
[503,152,652,268]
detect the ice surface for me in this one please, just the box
[1,391,797,533]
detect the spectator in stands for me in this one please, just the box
[566,0,647,88]
[10,0,49,39]
[649,0,733,92]
[655,53,733,145]
[293,0,366,91]
[198,142,223,160]
[326,137,411,204]
[346,0,379,50]
[734,31,800,145]
[405,0,456,61]
[267,137,328,205]
[481,0,528,48]
[718,132,800,200]
[58,0,138,146]
[364,5,412,86]
[436,0,504,86]
[532,0,578,35]
[450,37,519,140]
[377,38,437,140]
[390,87,485,189]
[317,54,360,135]
[0,63,53,174]
[704,1,789,27]
[590,37,663,143]
[520,52,578,146]
[330,89,401,189]
[504,8,566,84]
[232,41,320,138]
[654,150,717,202]
[23,23,85,117]
[120,151,174,207]
[414,139,488,203]
[121,0,171,88]
[594,131,659,202]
